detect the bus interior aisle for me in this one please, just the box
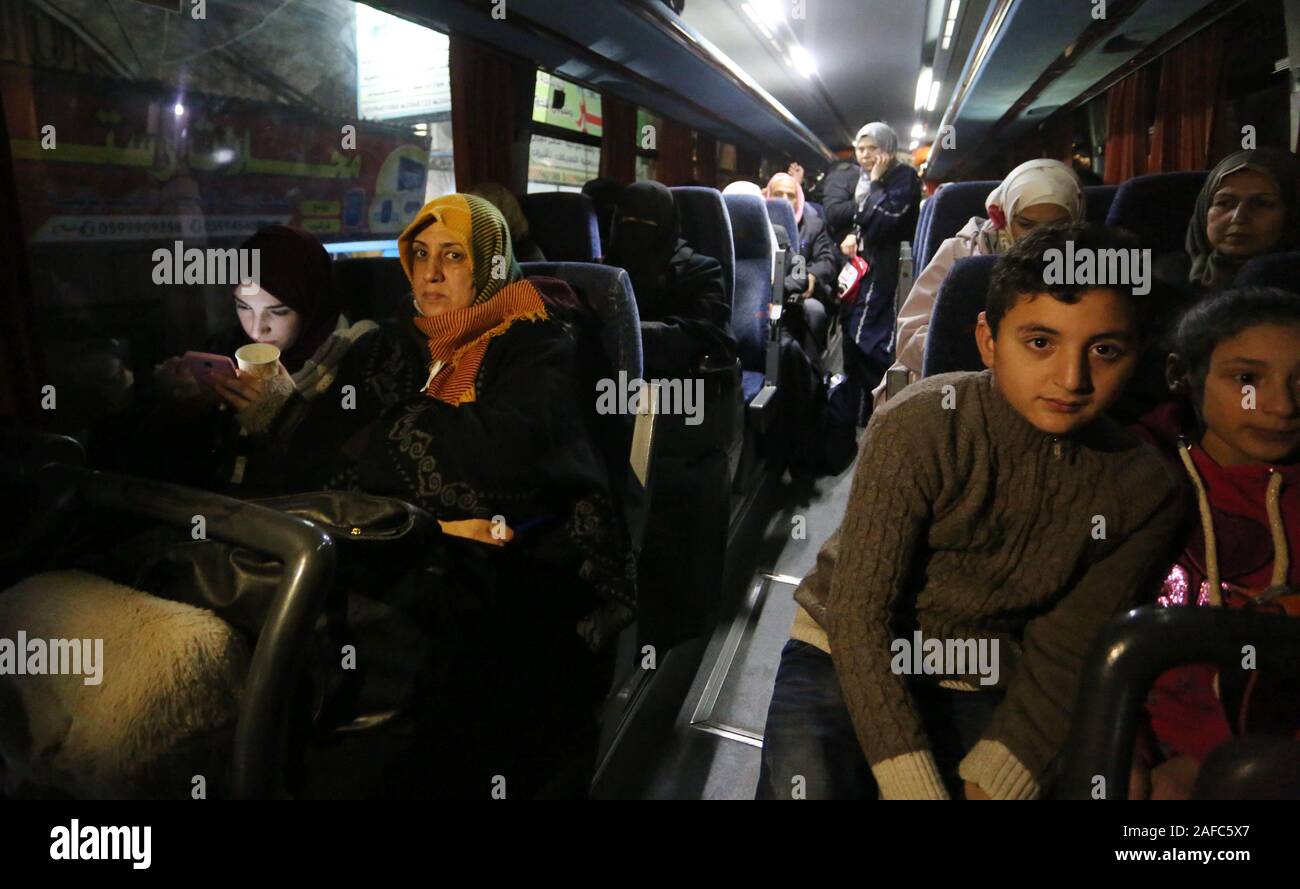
[622,456,860,800]
[2,0,1300,823]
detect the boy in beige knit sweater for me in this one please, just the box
[757,222,1183,800]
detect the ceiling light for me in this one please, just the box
[927,80,942,112]
[173,102,185,116]
[914,67,933,110]
[942,35,952,50]
[948,1,960,21]
[909,140,920,150]
[752,0,785,27]
[789,43,817,76]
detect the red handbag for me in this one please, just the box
[836,254,870,306]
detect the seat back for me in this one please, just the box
[332,257,410,323]
[671,187,735,307]
[520,262,651,551]
[922,254,997,377]
[765,198,800,255]
[1237,251,1300,293]
[917,180,998,272]
[1083,184,1117,227]
[519,192,603,262]
[1105,171,1207,256]
[723,193,775,376]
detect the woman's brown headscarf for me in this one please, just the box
[1186,148,1300,290]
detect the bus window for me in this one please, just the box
[2,0,449,436]
[527,70,601,192]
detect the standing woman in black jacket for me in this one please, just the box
[826,122,921,427]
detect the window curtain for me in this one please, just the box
[735,146,762,183]
[1148,23,1226,173]
[450,35,533,193]
[693,132,717,187]
[1102,65,1155,184]
[656,117,694,185]
[598,93,638,183]
[0,77,41,422]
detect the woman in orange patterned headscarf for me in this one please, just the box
[256,193,635,796]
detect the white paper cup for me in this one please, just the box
[235,343,281,379]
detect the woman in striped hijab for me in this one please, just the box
[258,194,635,796]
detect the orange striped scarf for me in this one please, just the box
[411,279,548,405]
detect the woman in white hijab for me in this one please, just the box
[874,158,1084,405]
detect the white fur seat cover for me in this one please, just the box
[0,570,249,798]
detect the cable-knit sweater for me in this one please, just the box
[790,370,1183,799]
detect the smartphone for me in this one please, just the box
[179,351,237,387]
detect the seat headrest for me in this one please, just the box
[920,180,999,271]
[1237,251,1300,294]
[671,187,735,306]
[1105,171,1209,256]
[518,192,602,262]
[724,193,774,261]
[923,254,998,377]
[765,198,799,253]
[520,262,643,380]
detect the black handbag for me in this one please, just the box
[79,491,444,736]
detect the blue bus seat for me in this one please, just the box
[922,254,997,377]
[519,192,603,262]
[1105,171,1208,257]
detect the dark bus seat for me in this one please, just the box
[915,180,999,273]
[1058,605,1300,800]
[519,192,603,262]
[332,256,410,323]
[1104,170,1208,257]
[921,254,996,377]
[765,197,800,254]
[671,186,736,307]
[1083,184,1117,227]
[723,193,776,406]
[1237,250,1300,294]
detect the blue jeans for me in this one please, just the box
[756,639,1003,799]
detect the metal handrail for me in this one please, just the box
[1058,605,1300,800]
[25,463,336,799]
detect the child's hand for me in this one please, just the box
[963,781,990,800]
[1150,755,1199,800]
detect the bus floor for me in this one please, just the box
[628,452,860,799]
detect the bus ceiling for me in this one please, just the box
[378,0,840,166]
[925,0,1250,181]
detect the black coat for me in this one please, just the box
[799,208,840,306]
[819,162,866,243]
[630,242,736,376]
[261,306,636,653]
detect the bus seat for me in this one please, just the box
[912,195,936,269]
[916,181,999,273]
[332,256,410,323]
[521,262,643,386]
[1104,171,1208,257]
[671,187,735,307]
[0,570,249,799]
[1083,185,1117,227]
[1237,250,1300,293]
[922,254,997,377]
[519,192,603,262]
[765,198,800,254]
[723,193,776,399]
[805,200,825,222]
